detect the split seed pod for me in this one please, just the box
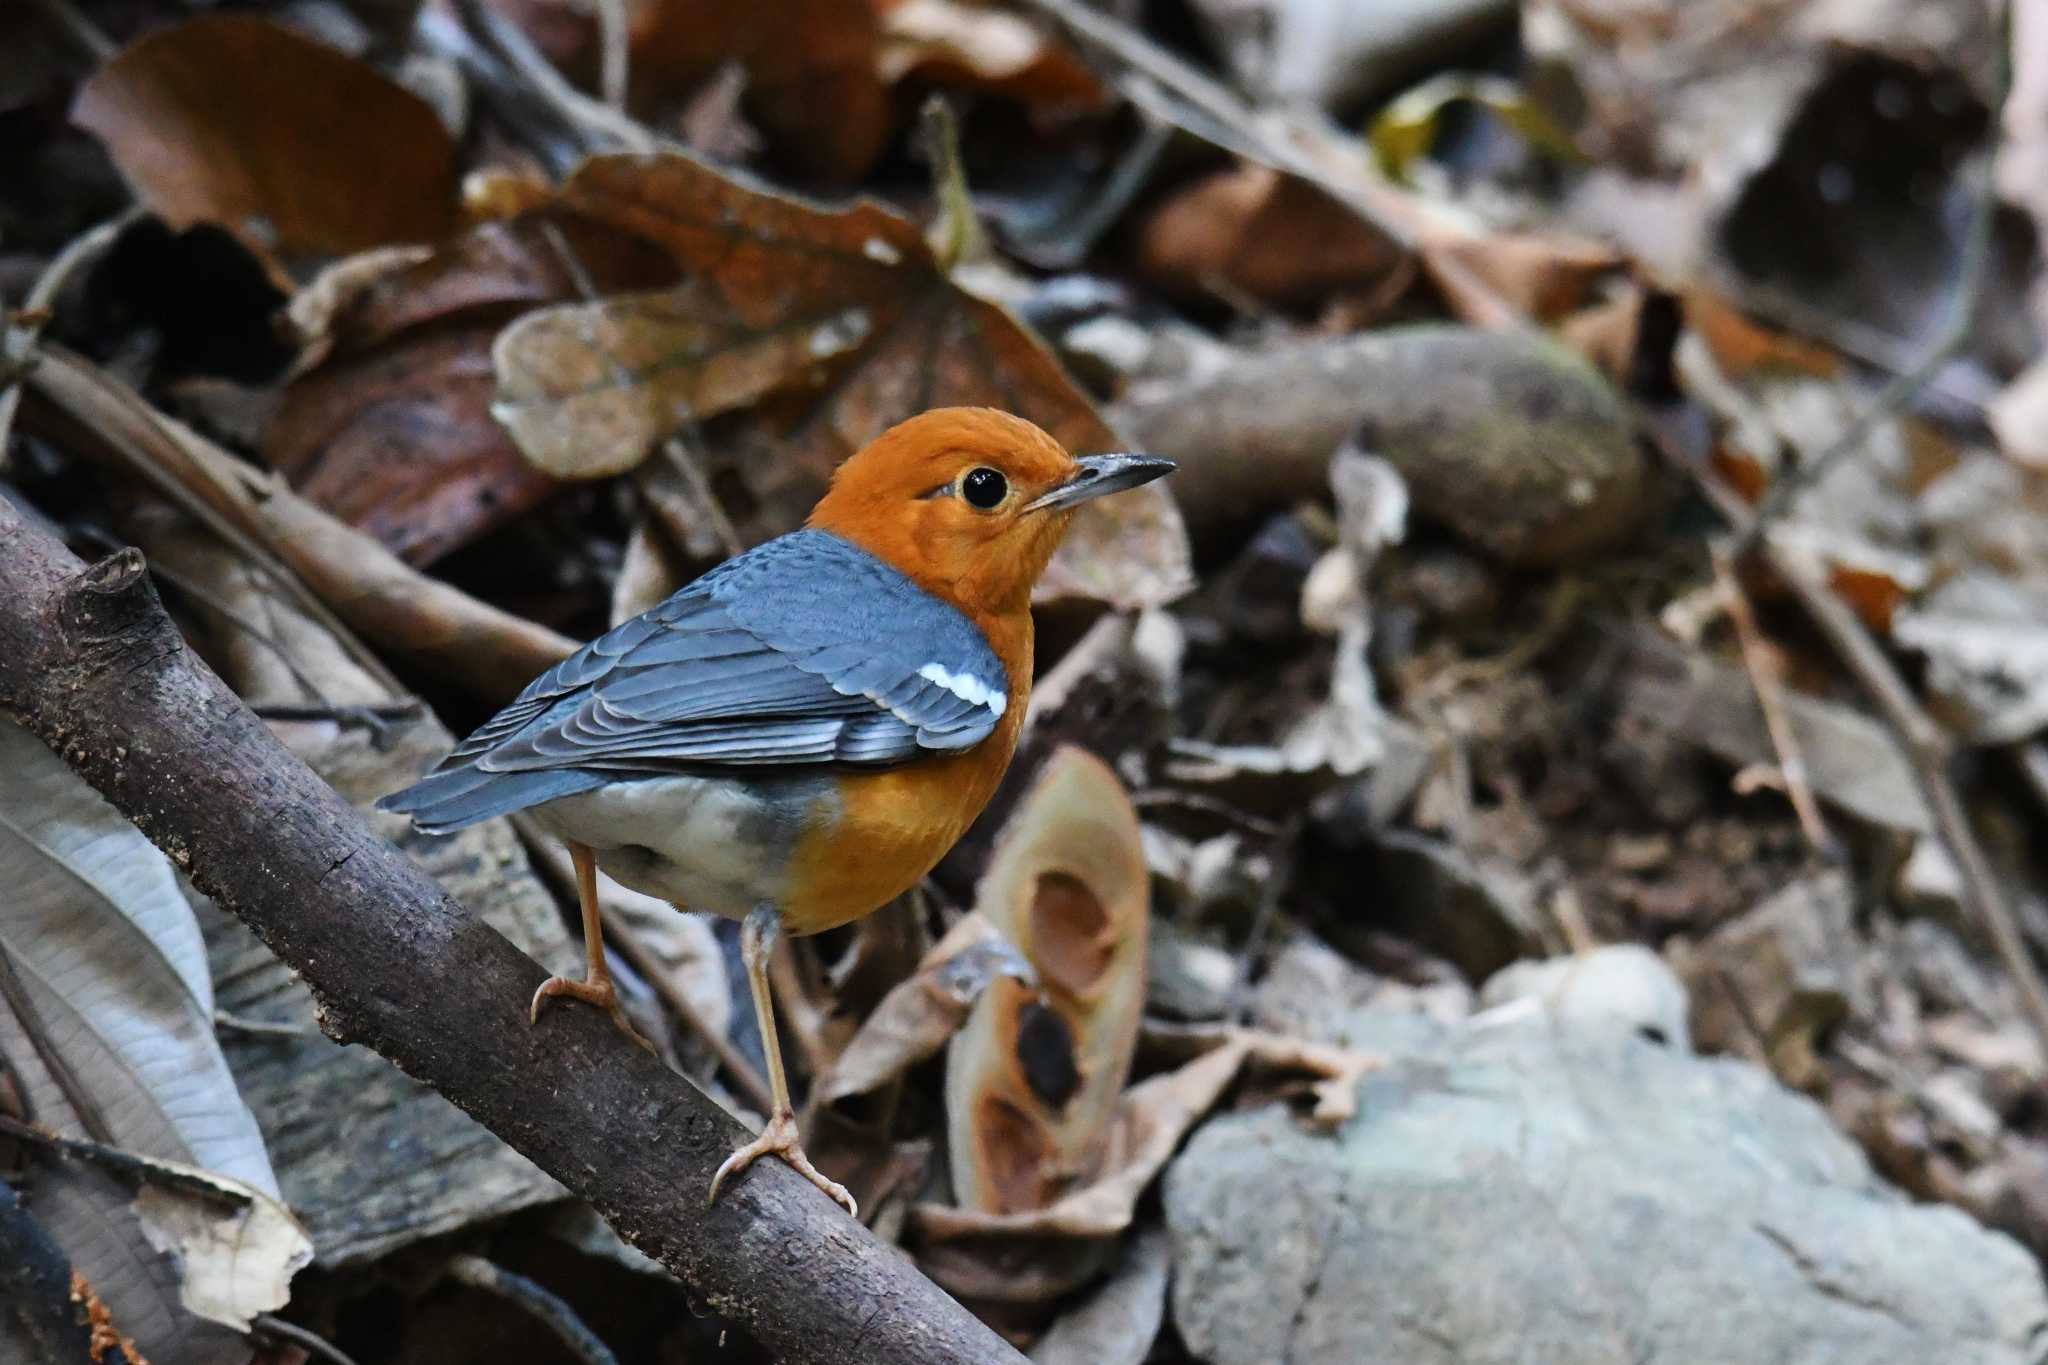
[946,744,1149,1214]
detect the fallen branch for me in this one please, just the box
[0,499,1025,1365]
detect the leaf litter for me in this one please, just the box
[8,0,2048,1359]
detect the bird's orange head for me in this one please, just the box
[808,407,1173,619]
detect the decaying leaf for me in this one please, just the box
[500,150,1191,608]
[269,213,678,563]
[132,1163,312,1332]
[945,746,1150,1217]
[878,0,1107,112]
[492,284,874,480]
[1417,227,1621,326]
[915,1026,1377,1303]
[1369,72,1582,182]
[1164,448,1402,805]
[0,722,305,1361]
[812,913,1033,1113]
[1895,574,2048,744]
[632,0,893,183]
[1136,162,1405,309]
[72,15,457,257]
[0,725,272,1190]
[115,505,582,1268]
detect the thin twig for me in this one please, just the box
[25,0,114,61]
[452,0,662,155]
[592,0,629,109]
[1710,545,1838,857]
[252,1315,361,1365]
[0,211,134,473]
[1230,814,1304,1025]
[24,348,410,695]
[1732,0,2013,554]
[213,1009,315,1040]
[1656,434,2048,1056]
[444,1254,620,1365]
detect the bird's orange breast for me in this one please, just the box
[783,654,1028,936]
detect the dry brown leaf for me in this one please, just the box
[1683,289,1839,381]
[1137,162,1405,308]
[72,15,456,257]
[1419,226,1620,325]
[269,214,677,563]
[813,914,1030,1109]
[877,0,1107,112]
[632,0,892,182]
[946,747,1150,1217]
[924,1030,1375,1243]
[527,151,1190,607]
[493,284,873,479]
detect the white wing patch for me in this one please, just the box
[919,662,1007,717]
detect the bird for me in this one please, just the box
[378,407,1174,1215]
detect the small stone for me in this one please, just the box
[1478,944,1692,1051]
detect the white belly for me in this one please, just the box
[527,772,834,919]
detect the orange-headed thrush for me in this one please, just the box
[380,407,1175,1213]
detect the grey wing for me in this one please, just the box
[377,532,1007,833]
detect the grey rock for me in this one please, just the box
[1166,1021,2048,1365]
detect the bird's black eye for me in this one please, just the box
[960,467,1008,510]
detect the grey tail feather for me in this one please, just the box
[376,765,609,834]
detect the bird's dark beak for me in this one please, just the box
[1024,453,1177,513]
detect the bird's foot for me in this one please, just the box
[528,974,658,1055]
[708,1110,857,1217]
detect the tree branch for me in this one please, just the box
[0,498,1023,1365]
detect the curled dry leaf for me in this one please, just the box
[132,1163,312,1333]
[270,214,679,563]
[945,746,1150,1218]
[504,151,1190,608]
[0,723,308,1360]
[915,1026,1377,1302]
[812,913,1034,1113]
[72,15,456,257]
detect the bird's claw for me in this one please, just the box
[708,1111,857,1218]
[529,975,659,1056]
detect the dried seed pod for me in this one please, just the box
[945,745,1149,1214]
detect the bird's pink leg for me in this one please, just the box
[530,841,657,1055]
[708,904,857,1216]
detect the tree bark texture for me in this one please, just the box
[0,497,1025,1365]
